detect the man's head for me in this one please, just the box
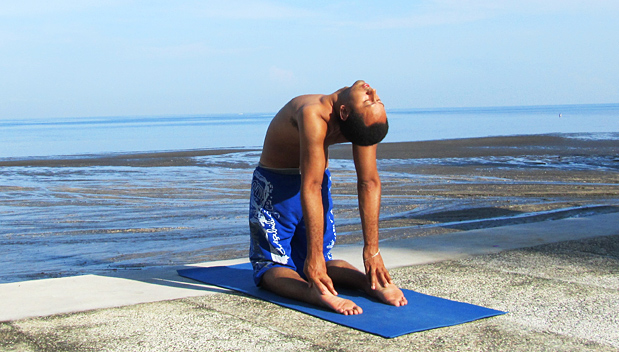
[338,80,389,146]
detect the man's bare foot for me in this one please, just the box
[309,286,363,315]
[369,283,408,307]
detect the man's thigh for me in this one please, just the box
[249,167,303,284]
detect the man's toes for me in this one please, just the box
[346,306,363,315]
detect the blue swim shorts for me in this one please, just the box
[249,166,336,286]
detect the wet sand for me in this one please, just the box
[329,134,619,242]
[1,133,617,283]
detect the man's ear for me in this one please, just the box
[339,104,350,121]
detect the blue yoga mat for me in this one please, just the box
[178,263,506,338]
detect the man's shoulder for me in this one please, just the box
[292,94,331,120]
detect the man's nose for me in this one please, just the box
[370,88,378,101]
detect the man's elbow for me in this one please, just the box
[357,178,381,193]
[302,179,324,194]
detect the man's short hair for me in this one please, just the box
[338,110,389,146]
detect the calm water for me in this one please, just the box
[1,103,618,159]
[1,104,618,283]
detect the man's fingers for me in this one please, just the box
[364,252,397,290]
[325,280,338,296]
[310,276,338,296]
[304,257,338,295]
[368,268,378,290]
[364,262,378,289]
[320,275,338,295]
[374,272,389,289]
[366,265,394,290]
[378,270,393,287]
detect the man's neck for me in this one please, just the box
[326,87,347,120]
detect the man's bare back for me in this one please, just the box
[259,92,347,169]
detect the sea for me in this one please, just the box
[1,103,618,159]
[1,103,618,283]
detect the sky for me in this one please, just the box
[1,0,618,119]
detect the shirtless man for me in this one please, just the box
[249,80,408,315]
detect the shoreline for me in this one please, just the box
[0,147,262,167]
[1,132,617,284]
[1,132,617,167]
[334,133,619,160]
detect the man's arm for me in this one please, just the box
[352,144,393,289]
[298,109,338,296]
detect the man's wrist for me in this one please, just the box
[363,249,380,262]
[363,243,379,254]
[306,251,325,263]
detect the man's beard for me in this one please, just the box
[338,114,389,146]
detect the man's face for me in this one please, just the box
[337,80,389,146]
[348,80,387,125]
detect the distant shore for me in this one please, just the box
[0,147,261,167]
[2,133,617,167]
[333,133,619,160]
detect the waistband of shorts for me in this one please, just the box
[257,163,300,175]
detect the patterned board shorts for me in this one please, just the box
[248,166,336,286]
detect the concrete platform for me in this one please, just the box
[1,212,618,351]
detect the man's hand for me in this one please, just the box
[304,256,338,296]
[363,250,393,290]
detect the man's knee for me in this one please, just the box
[260,265,306,292]
[261,266,300,283]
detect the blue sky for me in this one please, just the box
[1,0,618,119]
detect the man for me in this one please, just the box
[249,80,408,315]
